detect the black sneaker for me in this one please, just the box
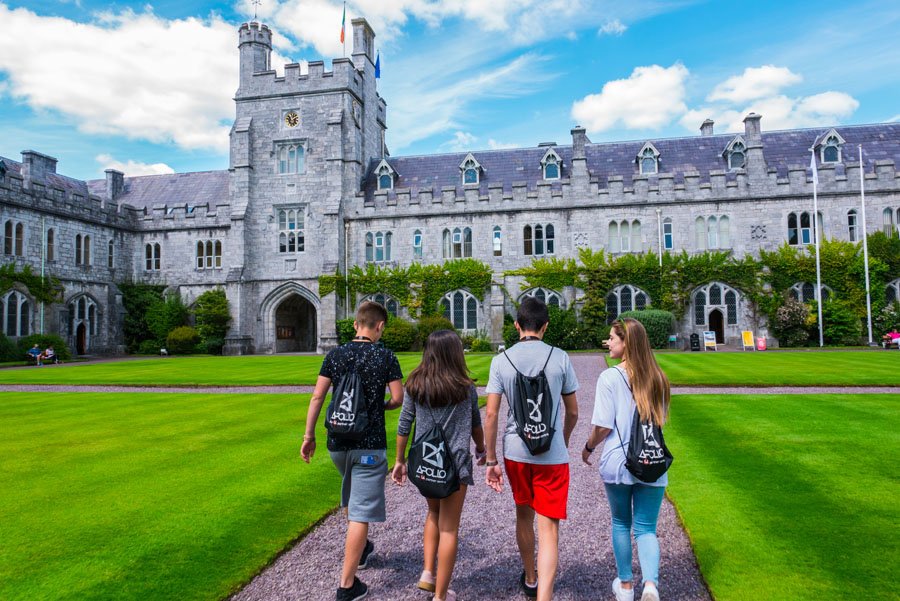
[520,571,538,598]
[336,577,368,601]
[358,539,374,569]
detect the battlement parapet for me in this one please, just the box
[139,202,233,230]
[242,58,364,98]
[0,174,139,227]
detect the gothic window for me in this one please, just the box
[609,220,639,253]
[885,279,900,304]
[440,290,478,330]
[442,227,471,258]
[719,216,731,248]
[695,216,706,250]
[413,229,423,259]
[847,209,858,242]
[68,295,98,347]
[14,223,23,256]
[145,243,161,271]
[728,142,746,169]
[365,232,373,262]
[608,221,619,253]
[3,221,11,255]
[364,294,399,317]
[521,287,562,308]
[541,150,562,180]
[821,135,841,163]
[46,228,54,261]
[789,282,832,304]
[663,218,674,251]
[277,208,305,254]
[884,208,896,237]
[523,224,554,256]
[788,211,823,245]
[605,285,651,324]
[108,239,114,269]
[493,226,502,256]
[2,290,31,337]
[375,160,395,191]
[277,144,304,174]
[368,231,392,262]
[638,146,658,175]
[462,159,479,185]
[83,235,91,265]
[196,239,224,269]
[707,216,718,251]
[696,215,729,250]
[693,282,740,326]
[75,234,82,265]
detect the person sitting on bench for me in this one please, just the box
[39,345,58,365]
[26,344,42,365]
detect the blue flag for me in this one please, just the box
[375,51,381,79]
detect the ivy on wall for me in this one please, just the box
[0,264,64,304]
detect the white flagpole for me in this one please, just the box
[810,148,824,347]
[859,144,874,344]
[40,215,45,334]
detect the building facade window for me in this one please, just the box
[638,146,658,175]
[694,215,730,250]
[108,239,115,269]
[277,144,304,174]
[821,135,841,163]
[521,287,562,308]
[728,141,746,169]
[75,234,91,266]
[790,282,832,304]
[663,218,674,250]
[376,163,394,190]
[442,227,472,259]
[4,220,25,256]
[462,160,479,185]
[847,209,858,242]
[365,231,393,263]
[884,207,897,237]
[413,229,423,259]
[68,295,99,344]
[440,290,478,330]
[46,228,54,261]
[523,224,555,256]
[608,220,640,253]
[3,220,11,255]
[493,226,502,256]
[605,285,650,324]
[196,239,223,269]
[363,293,399,317]
[1,290,30,337]
[541,149,562,180]
[787,211,824,245]
[14,223,23,256]
[278,208,305,253]
[145,243,161,271]
[693,282,740,326]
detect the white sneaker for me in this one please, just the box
[612,578,635,601]
[641,582,660,601]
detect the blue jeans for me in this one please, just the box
[604,483,666,585]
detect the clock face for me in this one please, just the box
[284,111,299,127]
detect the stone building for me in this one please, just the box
[1,19,899,354]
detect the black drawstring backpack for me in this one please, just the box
[325,351,368,440]
[505,347,557,455]
[613,368,673,483]
[407,397,460,499]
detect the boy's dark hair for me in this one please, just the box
[516,296,549,332]
[356,300,388,329]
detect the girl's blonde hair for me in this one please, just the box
[611,318,671,425]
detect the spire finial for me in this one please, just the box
[251,0,261,20]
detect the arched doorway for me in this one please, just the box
[275,294,316,352]
[76,323,87,355]
[708,309,725,344]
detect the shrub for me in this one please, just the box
[469,337,493,352]
[874,302,900,335]
[773,298,810,347]
[336,318,356,345]
[417,315,456,346]
[119,282,166,353]
[194,289,231,342]
[195,337,225,355]
[147,294,189,346]
[381,316,416,351]
[137,339,163,355]
[0,332,19,361]
[820,300,862,346]
[16,334,71,361]
[618,309,675,349]
[166,326,200,355]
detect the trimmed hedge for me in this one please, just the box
[16,334,71,361]
[381,316,417,351]
[167,326,200,355]
[618,309,675,349]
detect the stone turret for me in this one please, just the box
[351,18,375,67]
[238,21,272,92]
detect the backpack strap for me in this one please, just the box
[611,367,634,456]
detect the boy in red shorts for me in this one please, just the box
[484,296,579,600]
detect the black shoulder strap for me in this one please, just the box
[503,351,521,375]
[612,367,635,454]
[541,346,554,372]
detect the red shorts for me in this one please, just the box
[504,459,569,520]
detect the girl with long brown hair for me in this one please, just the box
[582,318,671,601]
[392,330,486,601]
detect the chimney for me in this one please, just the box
[742,113,766,179]
[20,150,58,190]
[105,169,125,202]
[700,119,714,137]
[571,126,589,159]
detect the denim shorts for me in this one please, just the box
[329,449,388,523]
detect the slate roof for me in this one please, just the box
[85,170,230,210]
[0,156,93,198]
[363,122,900,201]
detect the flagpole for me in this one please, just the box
[810,148,824,347]
[859,144,874,345]
[342,0,346,58]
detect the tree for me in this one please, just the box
[193,289,231,354]
[146,294,189,345]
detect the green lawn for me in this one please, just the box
[0,353,495,387]
[624,351,900,386]
[666,394,899,601]
[0,392,402,601]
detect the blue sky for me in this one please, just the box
[1,0,898,180]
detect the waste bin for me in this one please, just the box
[756,337,767,351]
[690,333,701,352]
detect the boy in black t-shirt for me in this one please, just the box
[301,301,403,601]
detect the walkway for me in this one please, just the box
[229,354,711,601]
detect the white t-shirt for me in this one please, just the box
[486,340,579,465]
[591,366,668,487]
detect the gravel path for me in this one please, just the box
[230,354,711,601]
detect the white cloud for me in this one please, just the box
[0,4,237,151]
[95,154,175,176]
[708,65,802,103]
[571,63,689,132]
[442,131,479,151]
[888,114,900,122]
[598,19,627,36]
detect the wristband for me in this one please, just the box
[485,460,499,467]
[584,443,595,453]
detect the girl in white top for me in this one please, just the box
[582,318,671,601]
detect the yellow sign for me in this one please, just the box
[741,330,755,350]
